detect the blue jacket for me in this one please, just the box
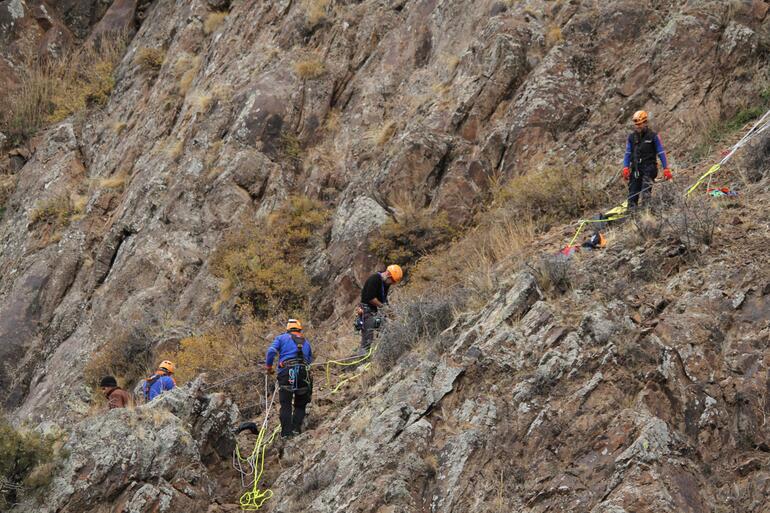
[266,333,313,373]
[143,374,176,401]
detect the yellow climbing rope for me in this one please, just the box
[319,344,377,394]
[235,424,281,510]
[685,163,721,196]
[566,204,628,248]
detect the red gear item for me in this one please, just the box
[622,167,630,181]
[265,365,274,375]
[663,168,673,181]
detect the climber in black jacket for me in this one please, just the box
[622,110,672,208]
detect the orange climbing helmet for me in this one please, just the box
[632,110,648,126]
[158,360,175,374]
[386,264,403,283]
[286,319,303,332]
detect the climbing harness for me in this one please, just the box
[233,375,280,511]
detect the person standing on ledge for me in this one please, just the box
[357,264,403,352]
[622,110,672,208]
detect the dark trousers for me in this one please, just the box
[628,167,657,208]
[277,369,311,436]
[360,307,378,351]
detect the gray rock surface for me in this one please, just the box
[12,379,238,513]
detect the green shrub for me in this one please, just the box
[0,419,55,509]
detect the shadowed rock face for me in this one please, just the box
[0,0,769,511]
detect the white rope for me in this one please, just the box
[232,379,278,488]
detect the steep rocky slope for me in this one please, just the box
[1,0,770,511]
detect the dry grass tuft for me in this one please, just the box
[174,53,202,96]
[135,47,165,76]
[304,0,330,26]
[0,174,17,209]
[111,121,127,135]
[0,36,128,145]
[166,138,184,161]
[366,120,397,146]
[293,58,326,79]
[546,25,563,46]
[28,194,82,229]
[406,165,599,304]
[96,172,128,190]
[203,11,228,35]
[191,91,213,113]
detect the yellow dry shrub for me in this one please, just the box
[304,0,330,26]
[293,58,326,79]
[134,47,165,76]
[0,35,128,145]
[96,172,128,189]
[175,54,202,96]
[203,11,228,35]
[369,208,457,264]
[406,166,598,303]
[83,329,156,387]
[366,120,397,146]
[28,194,78,229]
[209,196,330,317]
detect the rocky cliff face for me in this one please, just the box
[1,0,770,512]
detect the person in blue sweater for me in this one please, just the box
[265,319,313,438]
[622,110,672,208]
[142,360,176,401]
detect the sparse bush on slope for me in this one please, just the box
[0,37,128,146]
[0,419,55,509]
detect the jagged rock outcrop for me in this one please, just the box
[12,379,238,513]
[267,230,770,511]
[1,0,768,423]
[0,0,769,511]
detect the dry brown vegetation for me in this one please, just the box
[84,327,157,388]
[174,53,202,96]
[405,166,600,303]
[366,120,397,146]
[294,57,326,79]
[210,195,330,317]
[28,194,85,231]
[304,0,330,26]
[96,172,128,190]
[369,201,457,264]
[153,197,331,401]
[0,36,128,145]
[204,11,228,35]
[134,46,165,76]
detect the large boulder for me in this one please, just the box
[13,379,238,513]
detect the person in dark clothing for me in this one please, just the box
[622,110,672,208]
[357,264,403,351]
[265,319,313,439]
[100,376,132,409]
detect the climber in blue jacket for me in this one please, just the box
[265,319,313,438]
